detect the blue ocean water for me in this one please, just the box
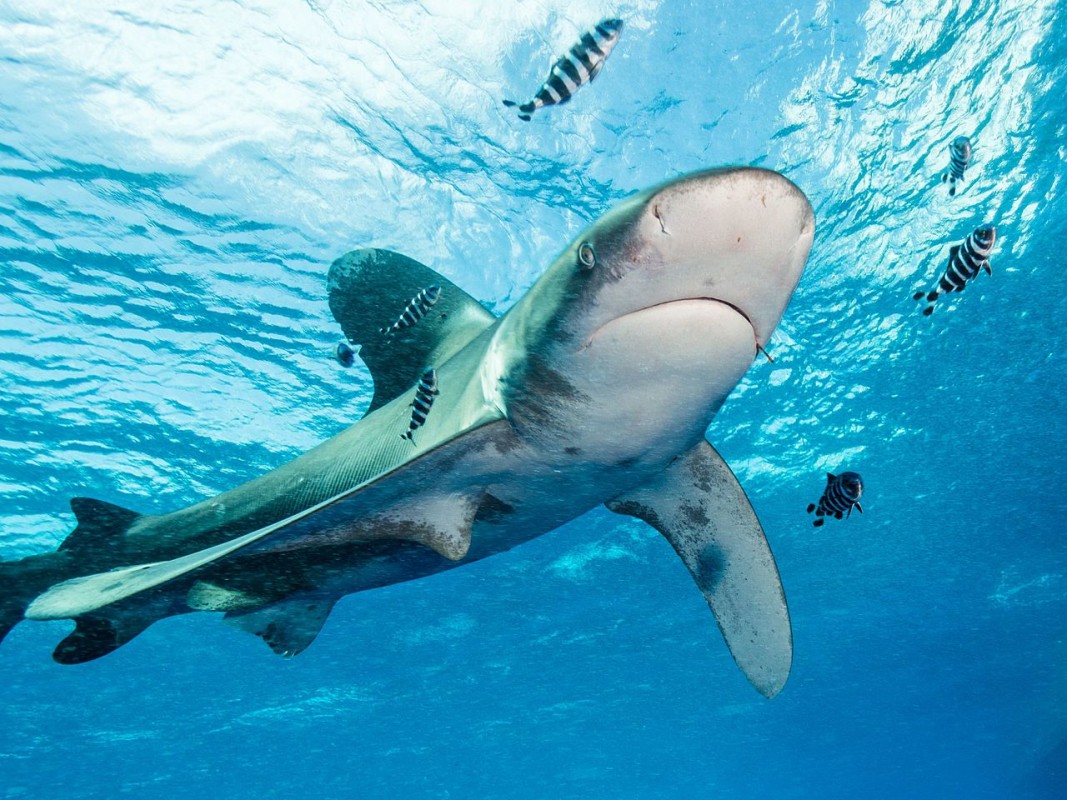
[1,1,1065,797]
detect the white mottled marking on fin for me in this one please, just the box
[187,581,267,612]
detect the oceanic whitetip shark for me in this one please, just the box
[0,167,814,698]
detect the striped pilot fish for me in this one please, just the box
[913,225,997,316]
[941,136,972,197]
[503,18,624,121]
[807,472,864,528]
[380,285,442,337]
[402,368,439,444]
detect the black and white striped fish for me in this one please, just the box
[402,368,439,444]
[806,472,864,528]
[380,285,442,337]
[941,136,972,196]
[913,225,997,316]
[503,18,623,122]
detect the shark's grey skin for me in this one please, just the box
[2,166,814,697]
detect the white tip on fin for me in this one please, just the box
[187,581,267,612]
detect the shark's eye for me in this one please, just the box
[577,242,596,270]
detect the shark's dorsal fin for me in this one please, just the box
[328,248,496,413]
[60,498,142,555]
[224,594,338,657]
[607,439,792,698]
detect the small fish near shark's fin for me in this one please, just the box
[328,248,496,414]
[607,439,792,698]
[224,594,338,658]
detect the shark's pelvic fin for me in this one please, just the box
[328,248,496,413]
[60,498,143,555]
[607,439,793,698]
[224,594,338,657]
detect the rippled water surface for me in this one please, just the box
[1,1,1065,798]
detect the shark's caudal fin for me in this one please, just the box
[328,248,497,413]
[607,439,793,698]
[1,497,151,652]
[0,551,73,645]
[51,611,156,664]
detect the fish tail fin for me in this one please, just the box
[0,550,73,645]
[504,99,534,120]
[51,612,156,664]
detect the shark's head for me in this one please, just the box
[501,167,814,461]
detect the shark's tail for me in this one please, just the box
[0,550,72,645]
[2,496,160,662]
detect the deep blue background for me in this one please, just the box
[1,1,1064,797]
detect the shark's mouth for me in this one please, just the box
[591,296,761,352]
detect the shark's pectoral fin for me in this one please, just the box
[26,421,513,622]
[607,439,792,698]
[328,248,497,413]
[224,594,338,658]
[26,538,262,621]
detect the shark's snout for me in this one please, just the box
[639,167,814,349]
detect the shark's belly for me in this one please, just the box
[210,448,663,604]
